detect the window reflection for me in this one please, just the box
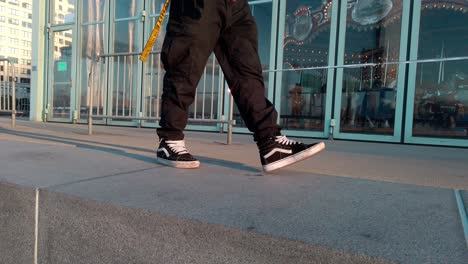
[281,0,333,131]
[79,1,107,118]
[53,0,75,24]
[412,1,468,138]
[80,24,106,117]
[81,0,106,22]
[51,30,73,119]
[339,0,403,134]
[149,0,167,15]
[115,0,138,19]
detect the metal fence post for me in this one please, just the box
[11,61,16,128]
[88,107,93,135]
[227,93,234,145]
[88,62,94,135]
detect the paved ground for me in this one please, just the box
[1,118,467,263]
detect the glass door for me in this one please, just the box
[404,0,468,147]
[275,0,339,138]
[46,0,77,122]
[47,28,76,122]
[333,0,411,142]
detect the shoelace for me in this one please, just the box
[274,135,299,146]
[165,140,189,154]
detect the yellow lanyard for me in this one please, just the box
[140,0,170,62]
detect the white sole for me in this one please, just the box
[262,142,325,172]
[156,158,200,169]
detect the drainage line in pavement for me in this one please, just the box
[34,188,39,264]
[454,189,468,248]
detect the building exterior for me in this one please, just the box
[0,0,32,106]
[31,0,468,147]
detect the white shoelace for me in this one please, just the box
[274,135,299,145]
[165,140,189,154]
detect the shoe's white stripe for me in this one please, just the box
[157,148,170,158]
[156,157,200,169]
[263,142,325,172]
[264,148,293,159]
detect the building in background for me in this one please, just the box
[0,0,33,114]
[31,0,468,147]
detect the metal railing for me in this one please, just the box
[0,58,17,127]
[88,51,236,144]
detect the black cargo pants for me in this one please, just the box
[157,0,280,141]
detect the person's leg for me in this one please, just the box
[157,0,221,140]
[216,0,325,172]
[213,0,280,142]
[156,0,221,168]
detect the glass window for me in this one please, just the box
[79,23,106,118]
[143,0,169,122]
[412,1,468,139]
[146,0,168,63]
[78,1,107,118]
[115,0,138,19]
[109,1,142,119]
[22,3,32,9]
[339,0,403,135]
[113,0,141,52]
[280,0,333,131]
[80,26,105,73]
[113,21,140,53]
[52,0,75,24]
[81,0,106,23]
[149,0,166,15]
[8,18,19,25]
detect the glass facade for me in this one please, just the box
[412,2,468,139]
[79,0,106,118]
[339,0,403,135]
[42,0,468,146]
[280,0,332,132]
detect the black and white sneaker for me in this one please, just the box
[257,135,325,172]
[156,139,200,169]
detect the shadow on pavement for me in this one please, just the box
[0,127,261,173]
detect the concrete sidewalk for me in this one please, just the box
[1,118,467,264]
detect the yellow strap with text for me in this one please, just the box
[140,0,170,62]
